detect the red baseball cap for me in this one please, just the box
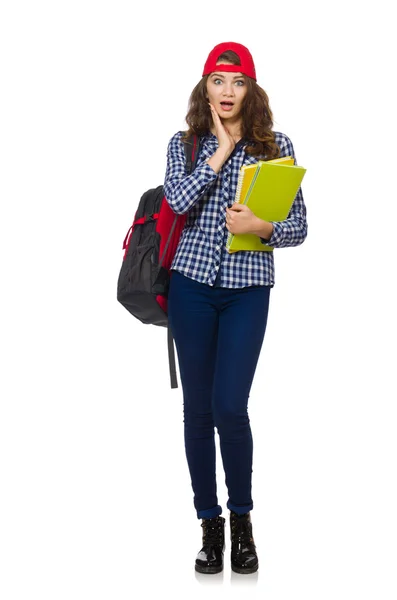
[202,42,257,81]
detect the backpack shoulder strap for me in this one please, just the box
[166,132,200,390]
[182,132,200,174]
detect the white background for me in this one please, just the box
[1,0,396,598]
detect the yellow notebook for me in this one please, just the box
[226,156,306,253]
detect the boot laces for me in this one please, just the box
[202,518,224,546]
[231,515,254,544]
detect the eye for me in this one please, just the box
[213,79,244,86]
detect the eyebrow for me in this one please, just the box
[211,73,244,79]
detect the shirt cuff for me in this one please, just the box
[260,221,283,247]
[200,160,220,179]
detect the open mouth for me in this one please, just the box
[220,102,234,111]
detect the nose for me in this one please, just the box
[222,84,234,97]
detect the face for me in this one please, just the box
[206,65,247,120]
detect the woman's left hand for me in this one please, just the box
[225,203,258,235]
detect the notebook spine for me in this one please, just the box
[235,166,245,204]
[226,167,245,249]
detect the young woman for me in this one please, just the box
[163,41,308,575]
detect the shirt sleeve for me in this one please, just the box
[163,132,219,215]
[260,134,308,248]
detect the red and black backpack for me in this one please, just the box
[117,133,201,389]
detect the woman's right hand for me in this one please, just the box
[208,102,236,157]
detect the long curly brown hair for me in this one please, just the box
[181,50,280,160]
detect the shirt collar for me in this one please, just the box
[201,131,253,147]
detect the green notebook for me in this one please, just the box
[226,158,306,253]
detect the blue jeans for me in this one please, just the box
[167,270,271,519]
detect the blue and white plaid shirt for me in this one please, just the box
[163,130,308,288]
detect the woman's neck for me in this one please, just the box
[210,126,243,143]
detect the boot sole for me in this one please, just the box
[195,563,223,574]
[231,562,259,574]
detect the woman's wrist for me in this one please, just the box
[251,216,274,241]
[206,147,231,174]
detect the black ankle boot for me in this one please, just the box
[195,515,225,574]
[230,510,259,574]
